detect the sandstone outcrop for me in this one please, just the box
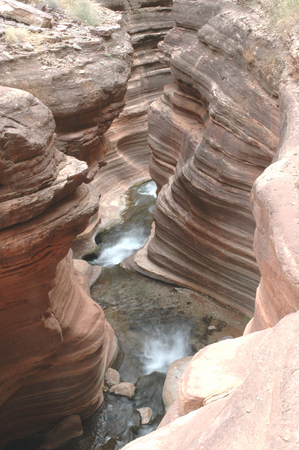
[0,0,133,183]
[0,86,116,447]
[89,0,174,235]
[120,0,299,448]
[245,78,299,332]
[123,310,299,450]
[127,0,281,316]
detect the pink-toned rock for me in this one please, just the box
[110,382,136,398]
[123,310,299,450]
[125,0,281,317]
[73,258,102,288]
[177,332,265,415]
[136,407,152,425]
[89,0,174,236]
[0,86,116,447]
[105,368,121,387]
[245,80,299,332]
[162,356,192,412]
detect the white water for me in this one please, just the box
[94,227,148,267]
[92,181,157,267]
[141,325,192,374]
[138,181,157,197]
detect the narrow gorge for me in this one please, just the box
[1,0,299,448]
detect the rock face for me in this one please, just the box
[0,86,116,447]
[123,310,299,450]
[0,1,133,182]
[120,1,299,448]
[128,0,281,316]
[90,0,174,233]
[246,80,299,332]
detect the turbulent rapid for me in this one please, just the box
[88,180,157,267]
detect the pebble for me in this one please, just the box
[73,43,82,51]
[23,42,34,51]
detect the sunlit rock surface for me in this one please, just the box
[123,310,299,450]
[91,0,174,232]
[246,80,299,332]
[0,86,116,447]
[128,0,281,316]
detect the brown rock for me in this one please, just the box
[126,0,281,316]
[39,415,83,450]
[0,86,116,447]
[0,5,133,187]
[110,382,136,398]
[89,0,174,237]
[136,407,152,425]
[105,368,121,387]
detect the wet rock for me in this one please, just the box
[110,382,136,398]
[105,368,121,387]
[162,356,193,412]
[39,415,83,450]
[136,407,152,425]
[134,372,165,425]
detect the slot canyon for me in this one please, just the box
[0,0,299,448]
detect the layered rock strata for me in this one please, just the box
[0,86,116,447]
[90,0,174,232]
[127,0,281,316]
[0,1,133,182]
[120,2,299,448]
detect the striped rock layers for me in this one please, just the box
[129,0,281,316]
[0,86,116,447]
[91,0,174,232]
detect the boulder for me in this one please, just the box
[136,407,153,425]
[105,368,121,387]
[162,356,192,412]
[110,382,136,398]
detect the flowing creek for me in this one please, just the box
[5,181,249,450]
[62,180,249,449]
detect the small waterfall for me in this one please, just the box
[141,325,193,375]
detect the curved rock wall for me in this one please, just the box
[0,4,133,182]
[129,0,281,316]
[120,1,299,448]
[246,79,299,332]
[122,78,299,450]
[90,0,174,232]
[0,86,116,447]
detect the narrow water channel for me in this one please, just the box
[59,180,249,450]
[5,181,249,450]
